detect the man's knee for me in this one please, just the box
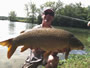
[45,54,59,68]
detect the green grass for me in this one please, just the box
[58,54,90,68]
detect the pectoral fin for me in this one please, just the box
[21,46,29,52]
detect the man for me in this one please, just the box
[22,8,59,68]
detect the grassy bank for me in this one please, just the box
[58,53,90,68]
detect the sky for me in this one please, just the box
[0,0,90,17]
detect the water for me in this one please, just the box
[0,20,36,68]
[0,20,90,68]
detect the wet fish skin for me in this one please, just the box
[0,28,84,59]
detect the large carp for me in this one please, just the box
[0,28,84,59]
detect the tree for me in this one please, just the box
[30,3,37,23]
[24,4,29,17]
[58,2,88,20]
[41,0,63,12]
[8,11,17,21]
[24,2,37,23]
[87,6,90,20]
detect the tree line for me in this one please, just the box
[8,0,90,29]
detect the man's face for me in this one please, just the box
[42,9,54,23]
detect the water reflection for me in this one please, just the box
[26,23,33,29]
[9,22,15,34]
[25,23,38,29]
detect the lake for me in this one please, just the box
[0,20,90,68]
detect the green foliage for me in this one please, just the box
[58,2,88,20]
[53,15,88,28]
[8,11,17,21]
[36,15,42,24]
[24,2,37,23]
[87,6,90,21]
[40,0,63,12]
[58,54,90,68]
[0,16,8,20]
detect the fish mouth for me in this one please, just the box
[77,47,84,50]
[82,47,84,50]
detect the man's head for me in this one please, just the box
[43,8,54,17]
[42,8,54,25]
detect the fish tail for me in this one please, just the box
[0,39,12,47]
[0,39,17,59]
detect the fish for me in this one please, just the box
[0,28,84,59]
